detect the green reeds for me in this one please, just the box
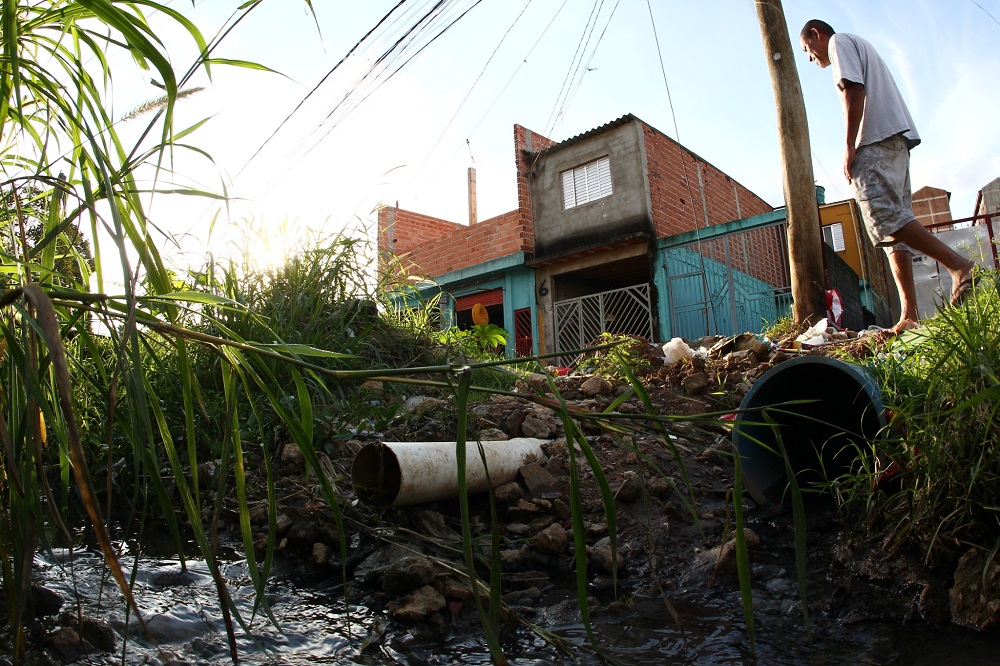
[865,271,1000,557]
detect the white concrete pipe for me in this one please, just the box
[351,438,549,508]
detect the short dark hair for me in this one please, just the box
[800,19,835,40]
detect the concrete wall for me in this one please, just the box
[912,224,998,319]
[529,121,651,258]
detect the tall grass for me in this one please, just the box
[862,271,1000,558]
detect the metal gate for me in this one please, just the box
[665,221,791,340]
[554,284,654,366]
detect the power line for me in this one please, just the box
[410,0,534,181]
[970,0,1000,26]
[557,0,623,134]
[542,0,604,138]
[235,0,410,179]
[406,0,570,209]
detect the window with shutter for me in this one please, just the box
[561,156,612,209]
[822,222,846,252]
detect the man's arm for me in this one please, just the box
[838,79,865,184]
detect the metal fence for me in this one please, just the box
[664,220,792,340]
[554,283,654,366]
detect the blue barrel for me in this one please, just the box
[732,355,887,505]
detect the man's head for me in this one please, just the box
[799,19,835,68]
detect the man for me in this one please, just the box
[799,19,975,333]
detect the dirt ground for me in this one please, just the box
[238,328,974,653]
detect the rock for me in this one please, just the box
[503,586,542,605]
[388,585,447,624]
[501,545,530,569]
[494,481,524,504]
[648,476,674,499]
[588,538,624,574]
[312,542,331,566]
[520,462,558,495]
[403,396,448,415]
[441,578,473,603]
[281,442,305,466]
[681,372,709,395]
[477,428,508,441]
[580,376,612,397]
[275,513,293,533]
[505,522,531,535]
[57,615,117,653]
[586,522,609,538]
[503,411,527,437]
[31,584,64,616]
[552,498,572,520]
[950,547,1000,632]
[614,476,643,503]
[521,415,555,438]
[532,523,568,555]
[47,627,94,660]
[410,510,460,541]
[354,544,418,586]
[382,556,437,595]
[685,529,759,586]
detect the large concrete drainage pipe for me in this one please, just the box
[732,356,887,506]
[351,438,548,508]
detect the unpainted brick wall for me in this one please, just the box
[378,125,557,278]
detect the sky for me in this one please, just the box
[111,0,1000,272]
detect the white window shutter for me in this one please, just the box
[560,156,612,209]
[562,169,576,209]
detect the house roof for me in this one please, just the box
[533,114,637,158]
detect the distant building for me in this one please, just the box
[973,177,1000,226]
[379,114,893,359]
[912,185,953,233]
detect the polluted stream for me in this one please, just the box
[27,515,1000,665]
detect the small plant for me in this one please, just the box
[577,333,652,380]
[763,313,798,340]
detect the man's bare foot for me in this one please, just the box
[950,269,978,307]
[892,319,919,334]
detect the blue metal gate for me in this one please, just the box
[663,219,792,340]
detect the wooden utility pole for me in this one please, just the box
[467,166,478,226]
[756,0,827,324]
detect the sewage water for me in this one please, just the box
[25,539,1000,665]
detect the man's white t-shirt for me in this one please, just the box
[830,32,920,149]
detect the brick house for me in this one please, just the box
[378,114,891,358]
[912,185,954,233]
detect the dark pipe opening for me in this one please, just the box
[351,442,402,506]
[733,356,886,506]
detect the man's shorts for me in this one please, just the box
[850,133,915,255]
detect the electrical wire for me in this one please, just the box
[556,0,623,135]
[236,0,410,179]
[542,0,605,138]
[409,0,534,182]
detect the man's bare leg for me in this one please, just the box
[887,249,920,332]
[890,220,975,304]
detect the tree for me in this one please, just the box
[0,184,94,289]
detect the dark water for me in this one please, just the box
[28,541,1000,665]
